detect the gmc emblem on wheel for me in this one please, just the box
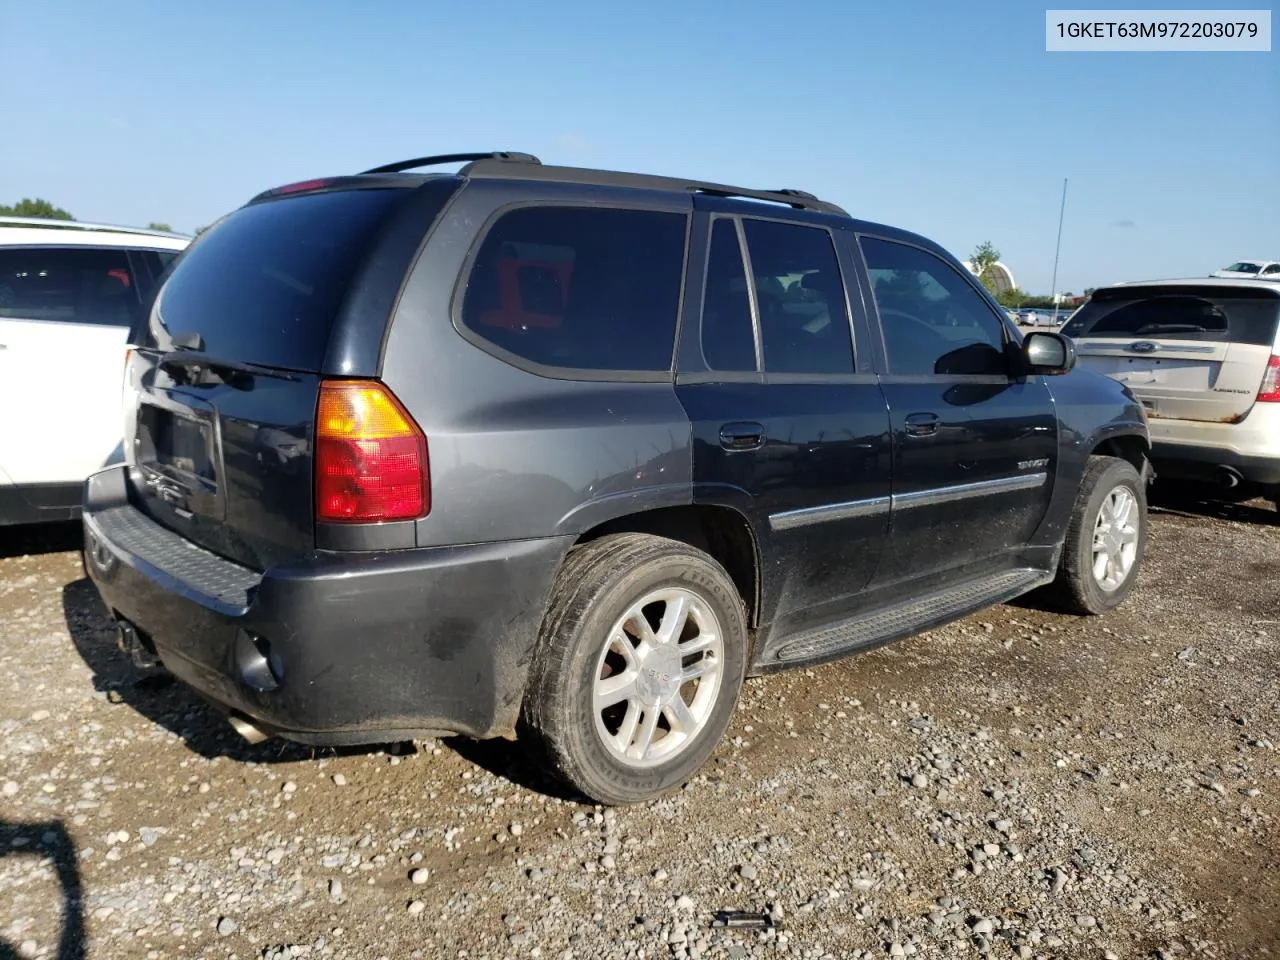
[1128,341,1159,353]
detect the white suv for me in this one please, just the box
[1062,278,1280,510]
[0,217,189,525]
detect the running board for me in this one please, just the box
[770,568,1051,665]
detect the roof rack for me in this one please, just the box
[360,151,541,175]
[0,216,190,239]
[458,157,848,216]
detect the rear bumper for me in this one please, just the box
[1149,442,1280,486]
[1149,444,1280,486]
[82,466,572,744]
[1147,409,1280,486]
[0,481,83,526]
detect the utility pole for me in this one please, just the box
[1049,178,1068,325]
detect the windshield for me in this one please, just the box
[1061,286,1280,345]
[1223,262,1262,274]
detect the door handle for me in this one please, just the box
[719,421,765,452]
[904,412,939,438]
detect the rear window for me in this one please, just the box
[460,205,687,374]
[146,189,408,371]
[1061,286,1280,346]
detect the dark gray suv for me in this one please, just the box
[82,152,1151,803]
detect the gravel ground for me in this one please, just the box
[1,494,1276,960]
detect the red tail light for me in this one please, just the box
[1258,355,1280,403]
[314,380,429,523]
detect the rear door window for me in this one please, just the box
[741,219,854,375]
[0,247,141,326]
[460,205,688,374]
[147,188,409,371]
[1062,287,1280,345]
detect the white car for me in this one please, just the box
[1062,278,1280,510]
[0,217,190,525]
[1211,259,1280,280]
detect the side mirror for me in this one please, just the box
[1022,331,1076,375]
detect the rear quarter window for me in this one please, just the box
[146,188,409,371]
[459,205,688,375]
[1062,287,1280,346]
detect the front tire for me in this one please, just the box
[1049,456,1147,615]
[522,534,748,805]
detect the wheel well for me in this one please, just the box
[573,506,761,627]
[1091,434,1149,476]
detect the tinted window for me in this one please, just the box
[861,237,1008,376]
[0,247,140,326]
[149,189,409,371]
[739,219,854,375]
[1061,286,1280,346]
[1262,264,1280,276]
[701,219,756,371]
[461,206,687,373]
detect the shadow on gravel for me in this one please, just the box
[59,577,383,766]
[0,819,85,960]
[0,521,83,560]
[1148,483,1278,526]
[1001,588,1077,615]
[445,736,585,804]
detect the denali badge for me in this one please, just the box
[144,472,193,516]
[1018,458,1050,470]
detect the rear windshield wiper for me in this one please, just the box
[170,331,205,351]
[158,351,301,385]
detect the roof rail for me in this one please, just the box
[360,151,541,175]
[0,216,190,239]
[458,158,848,216]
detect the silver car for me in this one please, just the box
[1063,278,1280,509]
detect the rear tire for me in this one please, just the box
[522,534,748,805]
[1049,456,1147,615]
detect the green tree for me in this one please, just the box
[970,241,1002,295]
[873,268,934,306]
[996,287,1026,308]
[0,197,74,220]
[147,222,172,232]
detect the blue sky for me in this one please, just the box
[1,1,1275,293]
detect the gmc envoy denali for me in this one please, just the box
[82,152,1151,803]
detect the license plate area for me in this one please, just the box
[141,405,214,478]
[135,394,223,520]
[1080,354,1215,389]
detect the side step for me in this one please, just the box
[772,568,1051,665]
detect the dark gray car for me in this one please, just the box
[82,153,1151,803]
